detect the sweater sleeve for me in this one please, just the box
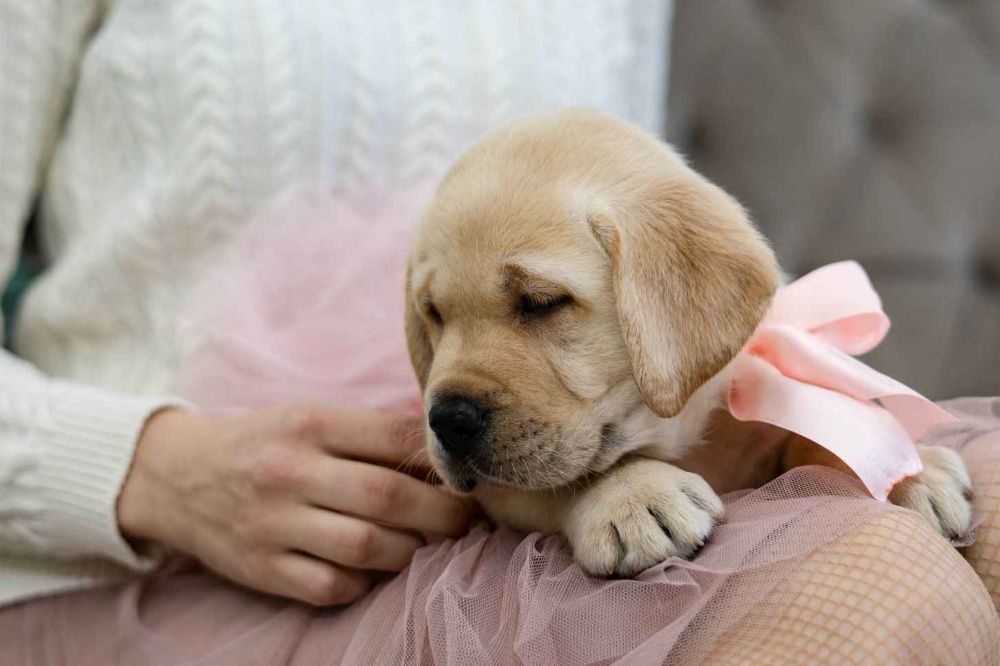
[0,1,181,569]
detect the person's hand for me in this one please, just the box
[117,405,473,606]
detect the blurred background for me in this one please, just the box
[3,0,999,400]
[667,1,1000,399]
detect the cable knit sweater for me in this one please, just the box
[0,0,670,606]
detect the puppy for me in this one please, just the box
[405,109,973,577]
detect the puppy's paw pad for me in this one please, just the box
[567,460,722,577]
[889,445,972,539]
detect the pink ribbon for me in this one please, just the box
[727,261,956,501]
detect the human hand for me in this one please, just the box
[118,405,473,605]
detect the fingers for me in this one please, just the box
[307,407,429,469]
[281,508,424,572]
[267,552,372,606]
[302,457,473,537]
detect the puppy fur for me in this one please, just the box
[405,109,973,577]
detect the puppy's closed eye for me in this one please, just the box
[518,293,574,319]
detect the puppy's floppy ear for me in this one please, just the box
[404,262,433,390]
[588,177,780,418]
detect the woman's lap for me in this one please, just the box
[5,399,1000,665]
[706,510,998,664]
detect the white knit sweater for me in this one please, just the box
[0,0,670,606]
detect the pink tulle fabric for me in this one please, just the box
[176,183,430,416]
[4,412,999,664]
[4,187,998,664]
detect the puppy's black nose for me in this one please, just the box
[429,396,490,460]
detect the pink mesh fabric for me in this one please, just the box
[7,190,997,662]
[3,400,998,664]
[174,183,434,417]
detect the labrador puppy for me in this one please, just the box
[405,109,973,577]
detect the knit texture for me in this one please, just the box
[0,0,671,606]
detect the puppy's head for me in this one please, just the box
[406,109,780,492]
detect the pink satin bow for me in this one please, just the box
[727,261,956,501]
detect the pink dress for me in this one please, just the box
[3,186,997,664]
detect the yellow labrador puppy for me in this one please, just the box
[405,109,972,577]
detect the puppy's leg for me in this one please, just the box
[784,437,973,539]
[477,458,723,577]
[887,446,973,539]
[565,458,723,576]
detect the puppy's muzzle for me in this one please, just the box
[429,395,491,461]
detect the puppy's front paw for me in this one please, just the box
[565,459,723,577]
[889,445,972,540]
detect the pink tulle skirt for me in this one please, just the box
[5,187,997,664]
[3,405,998,664]
[175,183,432,416]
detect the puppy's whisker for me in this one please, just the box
[395,448,425,473]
